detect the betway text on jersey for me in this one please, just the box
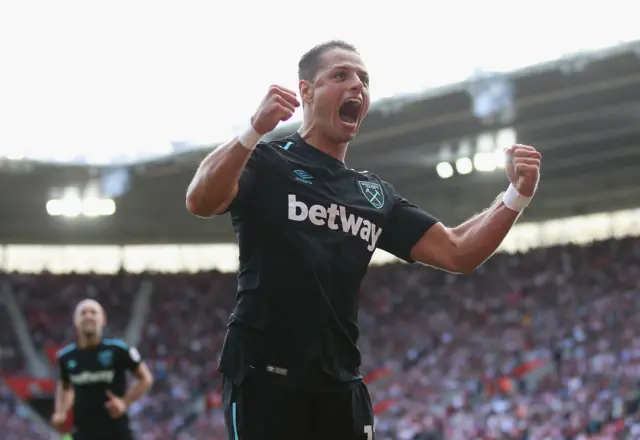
[288,194,382,252]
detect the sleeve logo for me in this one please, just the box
[129,347,141,362]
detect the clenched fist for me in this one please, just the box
[505,144,541,197]
[251,85,300,135]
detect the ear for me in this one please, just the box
[299,80,313,105]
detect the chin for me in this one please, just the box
[333,122,359,143]
[332,133,356,145]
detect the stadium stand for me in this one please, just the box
[0,305,25,375]
[2,237,640,439]
[0,381,50,440]
[11,273,139,353]
[1,42,640,440]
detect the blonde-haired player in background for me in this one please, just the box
[52,299,153,440]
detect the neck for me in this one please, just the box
[298,122,348,162]
[77,334,101,349]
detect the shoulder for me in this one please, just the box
[56,343,77,360]
[103,338,142,362]
[245,135,301,174]
[240,137,292,174]
[264,135,296,151]
[254,137,294,158]
[102,338,130,352]
[354,169,384,183]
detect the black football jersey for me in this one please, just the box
[57,338,142,437]
[219,132,438,390]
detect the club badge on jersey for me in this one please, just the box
[98,350,113,367]
[358,181,384,209]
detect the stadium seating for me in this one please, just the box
[0,382,50,440]
[10,273,139,352]
[2,238,640,439]
[0,306,25,375]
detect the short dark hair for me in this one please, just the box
[298,40,358,82]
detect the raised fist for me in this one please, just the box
[251,85,300,135]
[505,144,541,197]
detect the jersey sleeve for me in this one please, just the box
[121,345,143,372]
[57,355,70,385]
[378,193,440,263]
[226,142,282,213]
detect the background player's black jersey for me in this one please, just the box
[219,133,438,390]
[57,338,142,438]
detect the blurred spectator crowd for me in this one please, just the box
[2,237,640,439]
[0,382,50,440]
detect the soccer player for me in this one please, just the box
[51,299,154,440]
[186,41,541,440]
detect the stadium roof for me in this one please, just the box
[2,42,640,245]
[2,2,639,165]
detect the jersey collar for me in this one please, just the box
[290,132,346,169]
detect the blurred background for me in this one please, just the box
[2,1,640,439]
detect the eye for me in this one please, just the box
[334,71,345,79]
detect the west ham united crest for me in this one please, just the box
[98,349,113,367]
[358,181,384,209]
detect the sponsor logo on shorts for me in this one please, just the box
[266,365,289,376]
[287,194,382,252]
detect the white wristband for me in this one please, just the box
[236,120,262,151]
[502,184,532,212]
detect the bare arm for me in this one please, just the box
[410,144,540,274]
[122,362,154,407]
[185,85,299,218]
[410,194,518,274]
[54,380,74,414]
[185,140,253,217]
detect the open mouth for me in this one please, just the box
[338,98,362,125]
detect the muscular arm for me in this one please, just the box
[54,380,75,414]
[410,193,519,274]
[185,139,253,217]
[410,144,540,274]
[186,85,299,218]
[122,362,153,407]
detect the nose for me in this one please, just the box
[348,74,363,92]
